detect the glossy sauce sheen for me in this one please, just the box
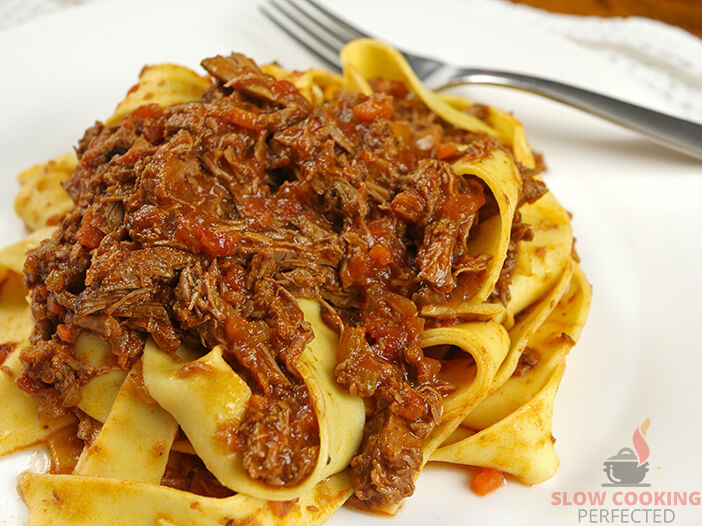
[19,53,542,508]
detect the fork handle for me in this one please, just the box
[440,69,702,161]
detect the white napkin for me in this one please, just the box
[2,0,701,122]
[491,0,702,122]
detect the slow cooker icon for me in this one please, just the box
[602,447,650,487]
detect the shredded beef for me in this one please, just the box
[513,347,541,377]
[19,52,548,508]
[491,158,548,305]
[74,408,103,445]
[492,211,535,305]
[161,451,235,498]
[0,342,16,364]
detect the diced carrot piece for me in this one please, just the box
[75,224,103,250]
[437,142,459,159]
[471,468,504,496]
[75,209,104,249]
[208,106,265,131]
[368,244,393,266]
[353,97,393,122]
[226,106,265,131]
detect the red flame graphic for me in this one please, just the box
[632,418,651,465]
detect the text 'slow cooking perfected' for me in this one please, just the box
[0,39,591,525]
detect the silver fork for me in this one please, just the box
[261,0,702,161]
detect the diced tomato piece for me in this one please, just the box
[275,196,303,221]
[441,192,485,221]
[132,206,165,231]
[368,217,394,238]
[353,97,394,122]
[130,103,163,120]
[244,197,267,214]
[344,252,368,286]
[119,147,143,164]
[198,228,234,258]
[15,372,41,393]
[471,468,504,496]
[224,266,246,291]
[360,148,374,163]
[372,79,409,98]
[175,216,205,250]
[75,225,102,249]
[374,326,406,362]
[272,80,298,97]
[175,217,237,258]
[46,214,61,226]
[224,316,248,343]
[225,316,268,351]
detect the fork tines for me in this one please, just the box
[261,0,371,72]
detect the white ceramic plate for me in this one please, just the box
[1,1,701,525]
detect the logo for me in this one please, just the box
[602,418,650,487]
[550,418,702,524]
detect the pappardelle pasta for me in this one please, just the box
[1,39,591,525]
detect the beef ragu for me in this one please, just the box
[19,53,546,508]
